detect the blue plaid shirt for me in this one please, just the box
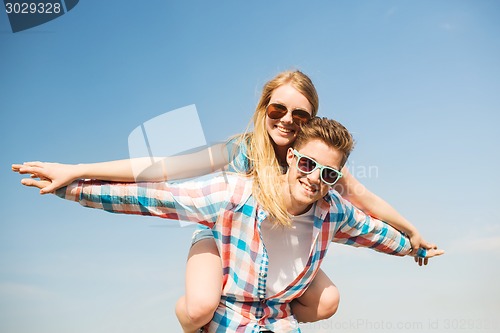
[56,172,416,333]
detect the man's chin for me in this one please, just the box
[296,192,318,206]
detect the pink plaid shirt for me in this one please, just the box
[56,173,414,332]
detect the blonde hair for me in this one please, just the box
[234,70,319,226]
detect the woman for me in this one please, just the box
[13,70,434,333]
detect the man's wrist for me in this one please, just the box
[415,248,427,258]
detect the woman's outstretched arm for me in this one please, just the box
[12,143,230,194]
[334,167,437,255]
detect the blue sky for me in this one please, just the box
[1,1,500,332]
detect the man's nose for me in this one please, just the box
[307,168,322,184]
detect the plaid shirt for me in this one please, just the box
[56,173,415,333]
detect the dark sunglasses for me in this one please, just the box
[266,103,311,125]
[292,149,343,185]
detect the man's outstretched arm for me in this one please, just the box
[332,196,444,259]
[20,175,231,227]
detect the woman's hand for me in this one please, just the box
[408,231,437,254]
[12,161,79,194]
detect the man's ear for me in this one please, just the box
[286,148,295,166]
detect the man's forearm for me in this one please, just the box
[54,176,229,228]
[334,200,426,257]
[55,179,180,219]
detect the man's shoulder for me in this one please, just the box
[183,171,251,184]
[207,172,254,197]
[325,188,344,206]
[210,172,254,211]
[317,189,352,217]
[210,171,252,184]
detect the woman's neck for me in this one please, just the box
[273,144,289,166]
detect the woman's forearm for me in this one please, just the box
[12,143,231,194]
[352,191,418,236]
[75,142,231,182]
[74,159,143,182]
[335,168,418,236]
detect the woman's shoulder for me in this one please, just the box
[225,134,251,173]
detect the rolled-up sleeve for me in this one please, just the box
[332,198,420,257]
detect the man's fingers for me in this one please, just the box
[413,248,444,266]
[40,183,57,194]
[20,178,42,188]
[414,256,424,266]
[20,178,50,190]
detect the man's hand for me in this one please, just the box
[19,177,53,192]
[408,231,438,255]
[12,161,78,194]
[414,247,445,266]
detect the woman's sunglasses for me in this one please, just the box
[292,149,343,186]
[266,103,311,126]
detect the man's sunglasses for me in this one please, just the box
[292,149,343,186]
[266,103,311,126]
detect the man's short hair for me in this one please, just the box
[294,117,355,168]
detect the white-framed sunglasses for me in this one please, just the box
[292,149,343,185]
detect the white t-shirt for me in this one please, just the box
[261,206,315,296]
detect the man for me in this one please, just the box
[17,117,443,332]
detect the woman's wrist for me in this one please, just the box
[74,163,88,180]
[400,223,419,239]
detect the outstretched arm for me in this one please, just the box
[334,167,436,255]
[12,143,230,194]
[332,195,444,260]
[19,174,231,228]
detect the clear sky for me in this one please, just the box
[1,1,499,332]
